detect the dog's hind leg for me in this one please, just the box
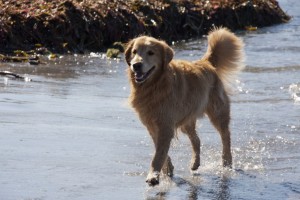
[206,86,232,168]
[181,120,201,171]
[162,156,174,177]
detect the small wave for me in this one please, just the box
[244,65,300,73]
[254,46,300,53]
[289,83,300,103]
[281,182,300,194]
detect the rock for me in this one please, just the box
[0,0,291,55]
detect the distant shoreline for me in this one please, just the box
[0,0,290,55]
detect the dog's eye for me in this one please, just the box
[132,49,137,54]
[147,51,154,56]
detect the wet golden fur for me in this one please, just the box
[125,28,244,186]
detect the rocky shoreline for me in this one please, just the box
[0,0,290,56]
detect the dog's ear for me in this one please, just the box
[125,39,135,66]
[162,42,174,66]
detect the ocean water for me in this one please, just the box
[0,0,299,199]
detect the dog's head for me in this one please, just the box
[125,36,174,84]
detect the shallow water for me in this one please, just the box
[0,0,299,199]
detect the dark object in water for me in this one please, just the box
[0,71,32,82]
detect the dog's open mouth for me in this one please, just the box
[134,66,155,83]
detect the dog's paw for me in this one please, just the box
[146,171,160,187]
[190,158,200,171]
[222,154,232,168]
[223,160,232,168]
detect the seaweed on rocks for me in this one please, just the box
[0,0,291,55]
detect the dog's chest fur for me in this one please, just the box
[129,60,217,128]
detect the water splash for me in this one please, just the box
[234,79,249,94]
[24,76,31,82]
[289,83,300,103]
[3,77,9,85]
[89,52,106,59]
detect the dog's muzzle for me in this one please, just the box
[131,62,155,84]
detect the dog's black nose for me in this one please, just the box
[132,62,142,71]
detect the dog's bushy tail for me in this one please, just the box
[203,28,245,92]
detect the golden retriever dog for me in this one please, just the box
[125,28,244,186]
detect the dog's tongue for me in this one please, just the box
[135,71,144,79]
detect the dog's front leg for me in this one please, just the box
[146,128,173,186]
